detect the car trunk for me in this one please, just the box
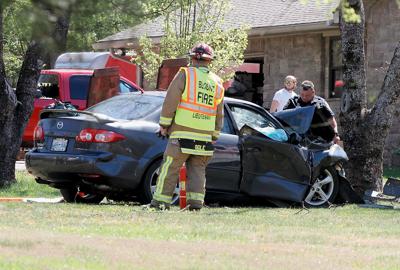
[37,115,106,153]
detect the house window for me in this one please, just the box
[329,38,343,98]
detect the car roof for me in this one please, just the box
[126,90,265,109]
[41,69,94,74]
[41,69,142,90]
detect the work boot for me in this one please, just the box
[144,199,170,211]
[187,200,203,211]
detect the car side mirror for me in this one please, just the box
[288,133,302,144]
[239,125,254,137]
[34,89,43,98]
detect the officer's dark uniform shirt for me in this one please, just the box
[283,95,335,141]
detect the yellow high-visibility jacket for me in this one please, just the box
[159,63,224,154]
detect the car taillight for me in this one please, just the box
[34,125,44,142]
[76,129,125,143]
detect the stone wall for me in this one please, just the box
[261,34,325,109]
[245,4,400,166]
[365,0,400,167]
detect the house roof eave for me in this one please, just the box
[248,22,339,37]
[93,22,339,50]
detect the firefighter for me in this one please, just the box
[150,43,224,211]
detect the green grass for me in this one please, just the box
[0,171,60,198]
[384,167,400,179]
[0,203,399,269]
[0,170,398,269]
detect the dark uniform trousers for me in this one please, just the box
[152,138,212,208]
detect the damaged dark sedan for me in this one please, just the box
[26,91,355,207]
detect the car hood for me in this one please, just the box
[273,106,315,136]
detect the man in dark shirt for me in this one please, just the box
[283,80,340,143]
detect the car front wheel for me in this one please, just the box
[138,159,180,205]
[60,188,105,204]
[304,167,339,207]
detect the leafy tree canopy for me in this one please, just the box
[3,0,148,85]
[135,0,249,87]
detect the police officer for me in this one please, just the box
[284,80,340,144]
[150,43,224,211]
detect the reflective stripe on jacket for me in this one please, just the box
[159,63,225,145]
[174,67,224,132]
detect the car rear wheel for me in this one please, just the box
[304,167,339,207]
[60,188,105,204]
[138,159,180,205]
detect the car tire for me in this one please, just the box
[60,188,105,204]
[138,159,180,205]
[304,167,339,207]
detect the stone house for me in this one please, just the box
[93,0,400,167]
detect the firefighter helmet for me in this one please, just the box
[189,43,214,60]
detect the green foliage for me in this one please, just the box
[2,0,145,84]
[135,0,249,87]
[341,0,362,23]
[67,1,141,51]
[3,0,33,85]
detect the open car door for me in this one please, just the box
[87,67,120,107]
[156,58,189,90]
[240,125,311,202]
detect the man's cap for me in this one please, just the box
[301,80,315,90]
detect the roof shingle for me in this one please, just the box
[96,0,339,44]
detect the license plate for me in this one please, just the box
[51,138,68,151]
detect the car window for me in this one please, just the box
[229,105,278,130]
[70,75,90,100]
[87,94,163,121]
[37,74,60,98]
[120,80,138,93]
[221,110,234,134]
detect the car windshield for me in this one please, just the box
[229,104,288,142]
[86,94,163,120]
[230,105,278,130]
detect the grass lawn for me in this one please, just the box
[384,167,400,179]
[0,170,398,269]
[0,171,60,198]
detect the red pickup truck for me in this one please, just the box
[22,68,142,147]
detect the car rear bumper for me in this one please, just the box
[26,150,144,190]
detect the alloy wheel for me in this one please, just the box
[304,169,335,206]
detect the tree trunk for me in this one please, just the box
[40,6,71,68]
[340,0,400,195]
[0,6,41,186]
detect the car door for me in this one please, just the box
[228,103,311,202]
[205,107,241,192]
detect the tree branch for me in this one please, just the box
[369,41,400,128]
[110,0,176,19]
